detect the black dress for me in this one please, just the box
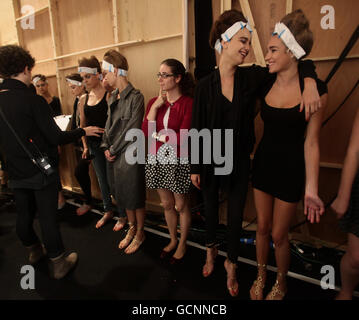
[49,96,62,117]
[339,171,359,238]
[252,78,328,203]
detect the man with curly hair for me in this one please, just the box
[0,45,104,279]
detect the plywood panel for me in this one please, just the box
[294,0,359,58]
[0,0,18,45]
[117,0,182,42]
[21,12,53,61]
[19,0,48,13]
[319,60,359,164]
[56,0,114,55]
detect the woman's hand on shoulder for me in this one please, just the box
[300,78,322,121]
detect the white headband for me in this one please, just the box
[102,60,128,77]
[215,21,252,54]
[78,67,98,74]
[273,22,306,59]
[66,78,82,87]
[32,77,42,85]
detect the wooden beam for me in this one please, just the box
[112,0,119,43]
[286,0,293,14]
[15,5,49,22]
[221,0,232,13]
[310,54,359,62]
[238,0,266,66]
[11,0,24,46]
[35,34,183,65]
[182,0,189,70]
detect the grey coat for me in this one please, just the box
[101,83,145,210]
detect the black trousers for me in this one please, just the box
[13,178,65,259]
[202,159,250,263]
[74,151,92,205]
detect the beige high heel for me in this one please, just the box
[266,272,287,300]
[125,228,145,254]
[118,223,136,249]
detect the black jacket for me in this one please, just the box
[0,79,85,180]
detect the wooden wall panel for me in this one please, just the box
[294,0,359,57]
[0,1,18,45]
[56,0,114,55]
[19,0,48,12]
[21,12,53,60]
[117,0,182,42]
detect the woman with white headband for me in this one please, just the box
[78,56,114,227]
[250,9,328,300]
[101,49,146,254]
[142,59,195,263]
[65,73,93,216]
[32,74,62,117]
[191,9,321,297]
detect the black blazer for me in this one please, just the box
[0,79,84,180]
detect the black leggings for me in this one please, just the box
[202,161,250,263]
[74,154,92,205]
[13,179,65,259]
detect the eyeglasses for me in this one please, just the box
[157,73,175,79]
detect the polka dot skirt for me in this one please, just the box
[145,144,191,194]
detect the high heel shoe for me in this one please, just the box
[160,240,178,259]
[202,247,218,277]
[224,259,239,297]
[250,263,267,300]
[265,272,287,300]
[119,223,136,249]
[125,228,145,254]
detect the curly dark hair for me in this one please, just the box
[209,10,248,49]
[161,58,195,97]
[0,45,35,78]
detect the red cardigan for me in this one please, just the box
[142,95,193,157]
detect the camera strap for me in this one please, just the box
[0,105,40,169]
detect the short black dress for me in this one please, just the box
[252,78,327,203]
[339,171,359,238]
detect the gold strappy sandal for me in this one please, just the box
[266,272,287,300]
[250,263,267,300]
[118,223,136,250]
[125,228,145,254]
[224,259,239,297]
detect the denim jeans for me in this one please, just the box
[88,140,113,212]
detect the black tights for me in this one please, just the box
[202,161,250,263]
[74,156,92,205]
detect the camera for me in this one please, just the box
[34,156,55,176]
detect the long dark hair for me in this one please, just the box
[161,58,195,97]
